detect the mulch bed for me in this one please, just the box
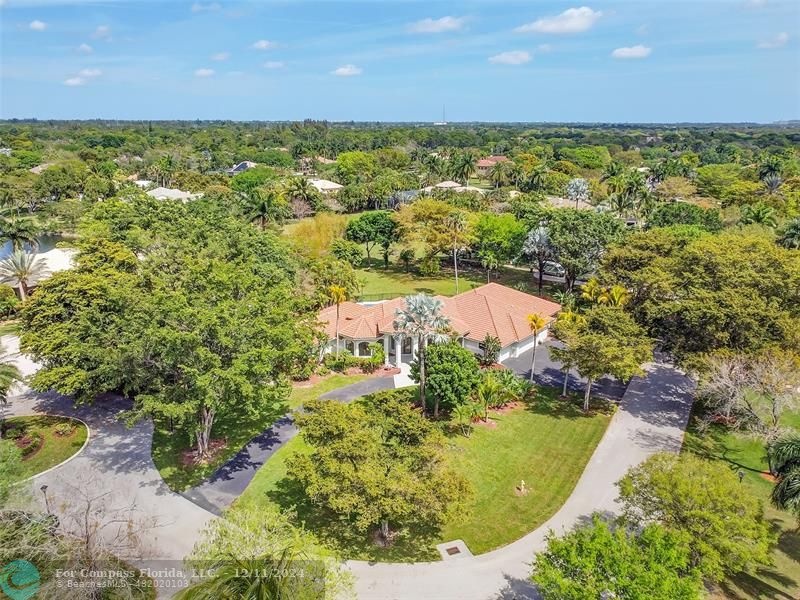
[759,472,778,483]
[180,438,228,467]
[292,366,400,388]
[16,433,44,461]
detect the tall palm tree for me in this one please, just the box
[243,188,290,230]
[0,347,22,438]
[566,178,590,209]
[489,161,511,188]
[444,210,471,294]
[284,177,321,212]
[480,251,498,283]
[522,226,553,295]
[393,294,451,416]
[450,151,477,185]
[327,285,348,359]
[0,251,48,301]
[740,202,777,228]
[600,161,625,183]
[0,214,40,252]
[526,313,548,383]
[524,163,549,192]
[768,433,800,520]
[778,217,800,249]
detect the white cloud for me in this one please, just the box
[252,39,278,50]
[408,16,466,34]
[611,45,652,59]
[78,68,102,77]
[78,43,93,53]
[64,77,85,86]
[515,7,602,34]
[264,61,285,69]
[191,2,221,12]
[29,20,47,31]
[211,52,230,61]
[92,25,111,40]
[536,43,553,53]
[488,50,531,65]
[332,64,362,77]
[195,68,215,77]
[757,32,789,49]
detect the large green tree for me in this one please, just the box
[532,516,703,600]
[618,453,773,582]
[289,393,470,542]
[411,341,480,415]
[345,210,399,269]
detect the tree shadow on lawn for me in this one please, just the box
[718,568,798,600]
[682,418,768,476]
[522,386,613,421]
[266,476,442,563]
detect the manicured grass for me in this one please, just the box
[356,261,560,301]
[236,386,612,561]
[683,411,800,600]
[4,415,87,478]
[152,374,367,492]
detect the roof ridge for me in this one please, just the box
[483,294,502,340]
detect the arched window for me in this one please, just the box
[358,341,371,356]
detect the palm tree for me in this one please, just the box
[243,187,290,230]
[522,226,553,295]
[580,277,605,305]
[778,217,800,249]
[768,433,800,519]
[0,214,40,252]
[0,251,48,301]
[566,178,590,209]
[175,550,314,600]
[393,294,451,416]
[474,373,507,422]
[740,202,777,228]
[524,163,549,192]
[480,251,499,283]
[444,210,471,294]
[600,161,625,183]
[327,285,348,359]
[599,284,630,307]
[0,347,22,438]
[763,173,783,195]
[284,177,321,213]
[450,151,477,185]
[552,290,576,311]
[526,313,548,383]
[489,161,511,188]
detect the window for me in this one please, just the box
[358,341,371,356]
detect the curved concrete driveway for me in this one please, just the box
[3,335,214,565]
[348,359,695,600]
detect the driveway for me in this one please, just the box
[347,358,695,599]
[502,341,627,401]
[182,374,397,514]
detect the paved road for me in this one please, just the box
[347,359,695,600]
[182,374,397,513]
[502,341,627,401]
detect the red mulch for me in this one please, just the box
[473,419,498,429]
[16,434,44,461]
[180,438,228,467]
[490,402,523,415]
[481,363,507,371]
[759,472,778,483]
[292,366,400,388]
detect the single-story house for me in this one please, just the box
[146,187,201,202]
[226,161,258,176]
[422,180,485,195]
[133,179,153,189]
[309,178,344,194]
[318,283,561,367]
[476,155,509,178]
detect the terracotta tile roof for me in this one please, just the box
[318,283,561,348]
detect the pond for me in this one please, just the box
[0,234,69,259]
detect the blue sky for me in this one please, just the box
[1,0,798,122]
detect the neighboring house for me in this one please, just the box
[309,178,344,194]
[146,187,200,202]
[318,283,561,367]
[421,180,485,195]
[476,155,509,178]
[133,179,153,189]
[29,163,55,174]
[225,161,258,176]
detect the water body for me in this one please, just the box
[0,234,68,259]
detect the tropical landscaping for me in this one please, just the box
[0,120,798,599]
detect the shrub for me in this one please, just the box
[479,334,501,366]
[412,342,481,414]
[19,432,43,458]
[330,239,364,266]
[418,255,441,277]
[54,422,76,436]
[0,285,19,319]
[4,426,24,440]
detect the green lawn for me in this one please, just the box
[356,261,560,301]
[4,415,88,478]
[683,411,800,600]
[236,386,612,561]
[152,374,367,491]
